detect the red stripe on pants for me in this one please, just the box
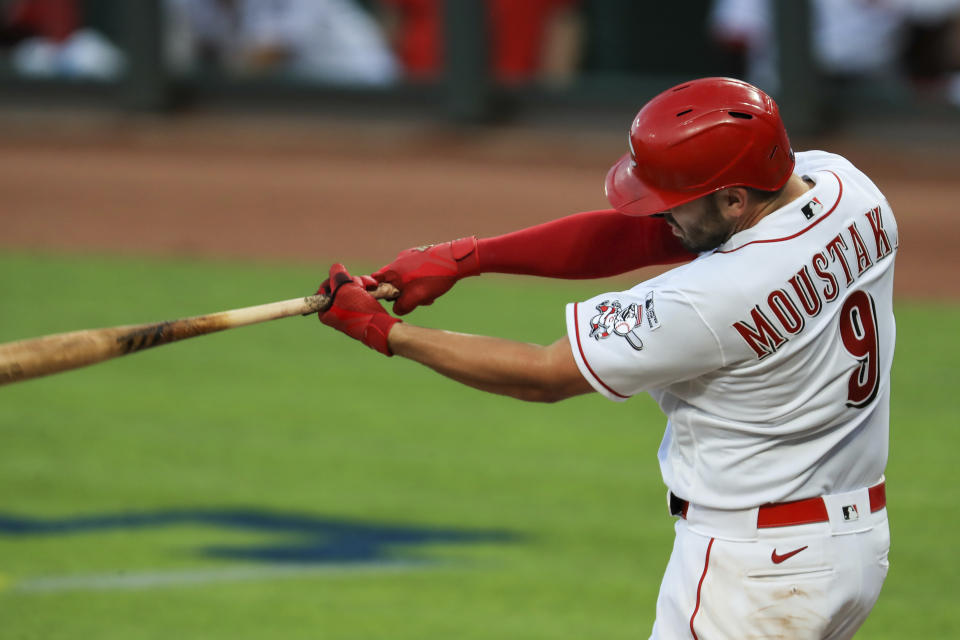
[690,538,715,639]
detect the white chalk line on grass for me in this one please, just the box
[6,561,427,594]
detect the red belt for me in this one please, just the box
[671,481,886,528]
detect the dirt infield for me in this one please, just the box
[0,112,956,299]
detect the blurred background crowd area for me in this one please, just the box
[0,0,959,135]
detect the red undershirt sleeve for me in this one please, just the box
[475,209,694,278]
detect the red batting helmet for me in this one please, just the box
[605,77,794,216]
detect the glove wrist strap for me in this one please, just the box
[451,236,481,278]
[364,314,401,356]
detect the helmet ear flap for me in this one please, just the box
[606,77,795,217]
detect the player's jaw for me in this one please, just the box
[663,194,735,253]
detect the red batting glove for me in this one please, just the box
[318,263,400,356]
[316,271,378,298]
[371,236,480,316]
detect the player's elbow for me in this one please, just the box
[513,385,570,404]
[527,342,595,403]
[510,374,593,404]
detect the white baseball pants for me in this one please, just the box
[650,489,890,639]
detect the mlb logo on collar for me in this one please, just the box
[801,197,824,220]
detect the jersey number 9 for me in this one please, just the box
[839,290,881,408]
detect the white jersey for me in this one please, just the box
[566,151,898,510]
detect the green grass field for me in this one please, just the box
[0,251,956,638]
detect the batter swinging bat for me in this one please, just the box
[0,282,398,387]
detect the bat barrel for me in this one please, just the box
[0,328,128,385]
[0,320,200,386]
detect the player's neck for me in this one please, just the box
[734,174,812,234]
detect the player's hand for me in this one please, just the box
[370,236,480,315]
[318,263,400,356]
[316,270,378,298]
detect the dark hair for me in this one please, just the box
[744,183,787,203]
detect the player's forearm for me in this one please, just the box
[388,324,588,403]
[477,209,694,279]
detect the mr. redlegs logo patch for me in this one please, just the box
[588,292,660,351]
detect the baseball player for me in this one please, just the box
[317,77,896,639]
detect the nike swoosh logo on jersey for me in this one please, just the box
[771,546,808,564]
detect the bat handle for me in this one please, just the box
[302,282,399,316]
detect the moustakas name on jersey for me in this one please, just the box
[566,151,898,510]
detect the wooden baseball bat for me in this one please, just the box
[0,282,398,387]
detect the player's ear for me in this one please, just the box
[716,187,749,219]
